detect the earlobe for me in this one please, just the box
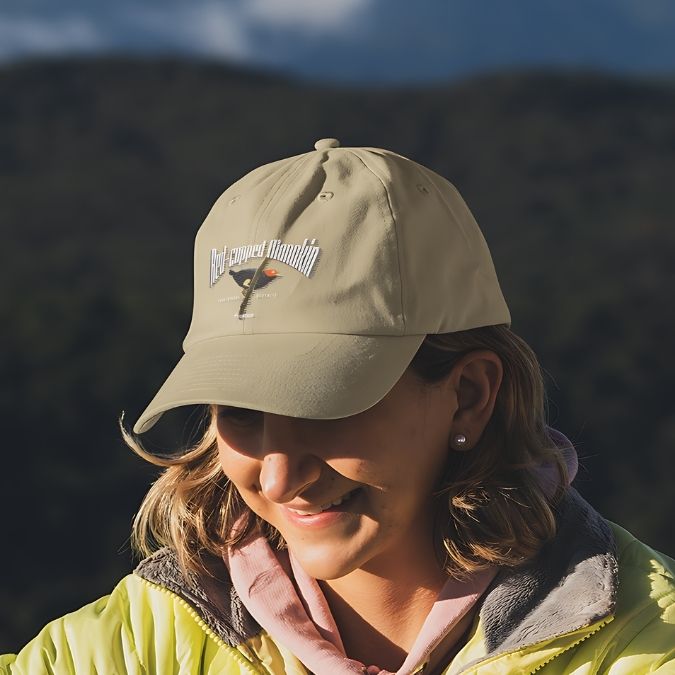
[448,350,503,451]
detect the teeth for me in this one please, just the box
[290,490,356,516]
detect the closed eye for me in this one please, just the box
[217,406,263,428]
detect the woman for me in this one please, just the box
[3,138,674,674]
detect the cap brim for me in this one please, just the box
[133,333,426,434]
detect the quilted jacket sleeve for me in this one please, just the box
[0,574,260,675]
[0,579,145,675]
[602,525,675,674]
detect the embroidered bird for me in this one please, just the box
[229,268,281,294]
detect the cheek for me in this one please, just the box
[216,438,261,498]
[360,410,448,488]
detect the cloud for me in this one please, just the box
[612,0,675,26]
[126,0,374,61]
[243,0,374,32]
[127,2,252,60]
[0,14,105,58]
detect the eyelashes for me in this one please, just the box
[217,406,263,429]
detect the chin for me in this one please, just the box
[288,538,376,580]
[292,554,359,581]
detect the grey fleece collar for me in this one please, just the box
[478,487,617,655]
[134,488,617,659]
[134,545,261,645]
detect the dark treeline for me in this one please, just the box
[1,57,674,651]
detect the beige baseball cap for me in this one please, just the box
[133,138,510,434]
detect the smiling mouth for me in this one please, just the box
[286,488,360,516]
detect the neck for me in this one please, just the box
[320,544,448,671]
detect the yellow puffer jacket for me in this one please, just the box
[2,489,674,674]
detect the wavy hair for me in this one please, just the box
[121,324,567,579]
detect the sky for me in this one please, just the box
[1,0,675,84]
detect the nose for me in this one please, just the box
[258,415,322,503]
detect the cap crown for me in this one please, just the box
[184,139,510,352]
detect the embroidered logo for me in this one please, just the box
[210,238,321,288]
[229,267,281,294]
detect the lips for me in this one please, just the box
[286,488,360,516]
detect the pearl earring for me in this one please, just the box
[453,433,467,449]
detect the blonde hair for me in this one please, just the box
[121,324,567,579]
[413,326,567,576]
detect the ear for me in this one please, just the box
[446,350,503,451]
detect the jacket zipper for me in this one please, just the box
[455,615,613,674]
[138,577,264,675]
[528,617,613,673]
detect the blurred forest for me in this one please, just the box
[0,57,674,651]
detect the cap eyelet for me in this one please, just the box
[317,191,334,201]
[417,184,430,195]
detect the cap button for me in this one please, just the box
[314,138,340,151]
